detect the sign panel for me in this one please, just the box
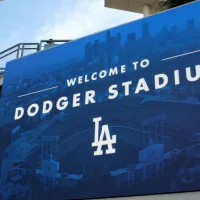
[1,2,200,199]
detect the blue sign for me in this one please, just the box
[1,1,200,199]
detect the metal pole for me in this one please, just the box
[21,44,25,57]
[16,45,20,58]
[39,41,42,51]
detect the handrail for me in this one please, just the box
[0,44,20,55]
[0,40,71,76]
[0,43,40,75]
[40,40,71,43]
[0,49,19,59]
[0,43,39,55]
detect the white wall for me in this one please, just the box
[95,191,200,200]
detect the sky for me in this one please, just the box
[0,0,142,51]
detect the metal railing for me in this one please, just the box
[0,43,39,74]
[0,39,71,75]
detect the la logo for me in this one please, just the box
[92,117,116,156]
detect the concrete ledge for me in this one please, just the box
[105,0,157,14]
[92,191,200,200]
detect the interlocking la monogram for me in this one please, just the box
[92,117,116,156]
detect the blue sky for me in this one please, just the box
[0,0,142,51]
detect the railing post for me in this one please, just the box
[16,44,20,58]
[21,44,25,57]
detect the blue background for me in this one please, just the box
[1,1,200,200]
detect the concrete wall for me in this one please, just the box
[104,0,157,15]
[95,191,200,200]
